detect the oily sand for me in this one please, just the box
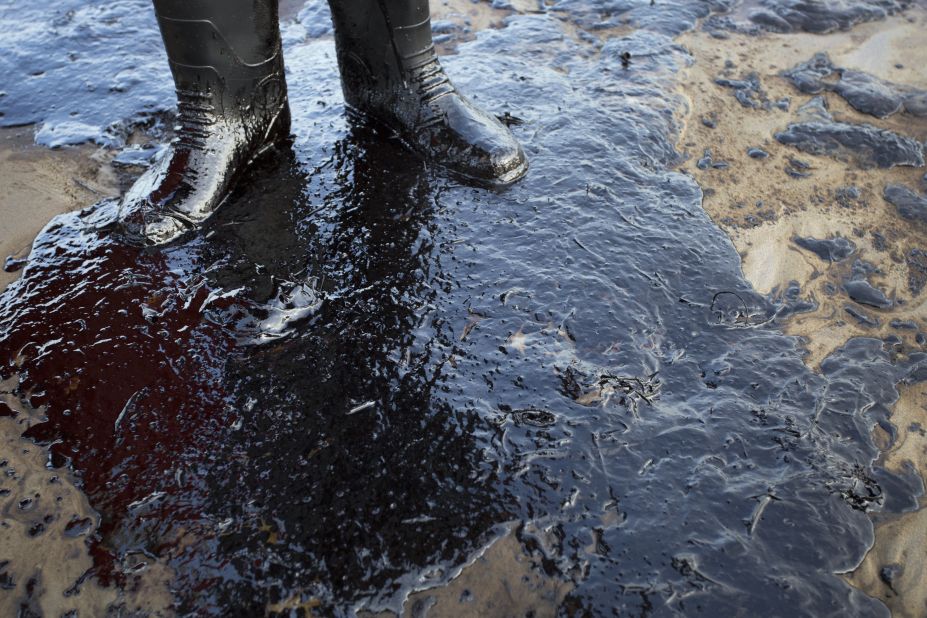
[0,127,119,292]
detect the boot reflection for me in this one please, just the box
[168,129,507,613]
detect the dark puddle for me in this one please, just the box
[775,107,925,169]
[2,2,927,616]
[715,72,789,111]
[793,235,857,262]
[844,279,892,309]
[783,52,927,119]
[0,1,172,147]
[747,0,906,34]
[704,0,910,36]
[884,183,927,224]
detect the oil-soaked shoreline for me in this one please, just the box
[677,6,927,614]
[2,0,926,615]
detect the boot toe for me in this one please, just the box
[140,212,192,246]
[428,95,528,185]
[485,139,529,185]
[118,196,192,247]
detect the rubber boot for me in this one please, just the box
[328,0,528,184]
[119,0,290,246]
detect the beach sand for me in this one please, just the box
[0,376,176,616]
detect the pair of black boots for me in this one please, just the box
[120,0,527,245]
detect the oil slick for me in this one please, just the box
[1,0,926,615]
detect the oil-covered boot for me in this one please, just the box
[328,0,528,184]
[119,0,290,245]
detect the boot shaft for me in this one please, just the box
[379,0,435,70]
[328,0,452,116]
[328,0,435,69]
[153,0,287,118]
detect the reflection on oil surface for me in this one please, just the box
[2,1,926,616]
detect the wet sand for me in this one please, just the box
[0,376,175,616]
[846,381,927,616]
[677,8,927,617]
[351,529,571,618]
[0,127,118,291]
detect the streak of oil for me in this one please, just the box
[2,1,927,616]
